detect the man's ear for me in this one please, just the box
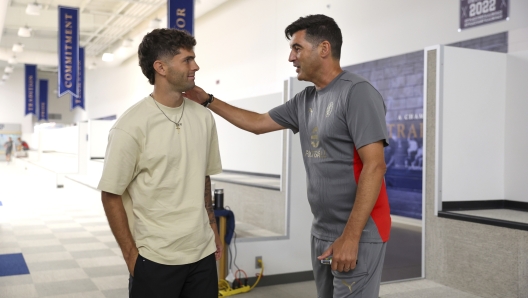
[153,60,166,76]
[319,41,331,59]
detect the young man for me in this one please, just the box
[4,137,13,162]
[186,15,390,298]
[98,29,223,298]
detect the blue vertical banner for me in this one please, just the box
[167,0,194,34]
[58,6,79,97]
[72,47,85,110]
[25,64,37,115]
[38,80,48,121]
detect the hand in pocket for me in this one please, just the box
[126,248,139,277]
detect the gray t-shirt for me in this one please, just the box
[269,71,391,243]
[5,141,13,152]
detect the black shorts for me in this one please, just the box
[129,253,218,298]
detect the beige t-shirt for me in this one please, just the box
[98,96,222,265]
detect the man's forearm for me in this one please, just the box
[208,98,282,135]
[342,163,386,242]
[208,98,266,134]
[204,176,216,225]
[101,191,136,258]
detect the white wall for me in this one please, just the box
[214,93,282,175]
[89,120,115,158]
[441,47,506,202]
[86,56,152,120]
[39,126,79,154]
[86,0,528,119]
[192,0,528,101]
[504,51,528,203]
[0,70,34,134]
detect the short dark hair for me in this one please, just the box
[138,29,196,85]
[285,14,342,60]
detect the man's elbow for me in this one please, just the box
[249,113,276,135]
[364,161,387,176]
[249,123,267,135]
[252,127,267,135]
[378,162,387,174]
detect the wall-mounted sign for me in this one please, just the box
[168,0,194,35]
[25,64,37,115]
[58,6,79,97]
[460,0,509,30]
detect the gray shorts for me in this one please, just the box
[311,235,386,298]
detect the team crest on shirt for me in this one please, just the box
[306,127,327,158]
[326,102,334,117]
[311,127,319,148]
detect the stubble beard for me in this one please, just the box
[169,72,195,93]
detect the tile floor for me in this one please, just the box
[0,161,129,298]
[0,158,483,297]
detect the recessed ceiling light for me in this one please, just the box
[8,56,17,65]
[102,53,114,62]
[26,3,42,15]
[12,43,24,52]
[5,66,14,73]
[2,74,10,80]
[18,26,32,38]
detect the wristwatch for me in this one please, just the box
[202,93,214,107]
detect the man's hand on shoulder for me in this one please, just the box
[183,86,209,105]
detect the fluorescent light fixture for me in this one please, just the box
[4,66,14,73]
[26,3,42,15]
[18,26,32,37]
[12,43,24,53]
[149,18,162,30]
[102,53,114,62]
[122,38,133,48]
[2,74,10,80]
[8,56,17,65]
